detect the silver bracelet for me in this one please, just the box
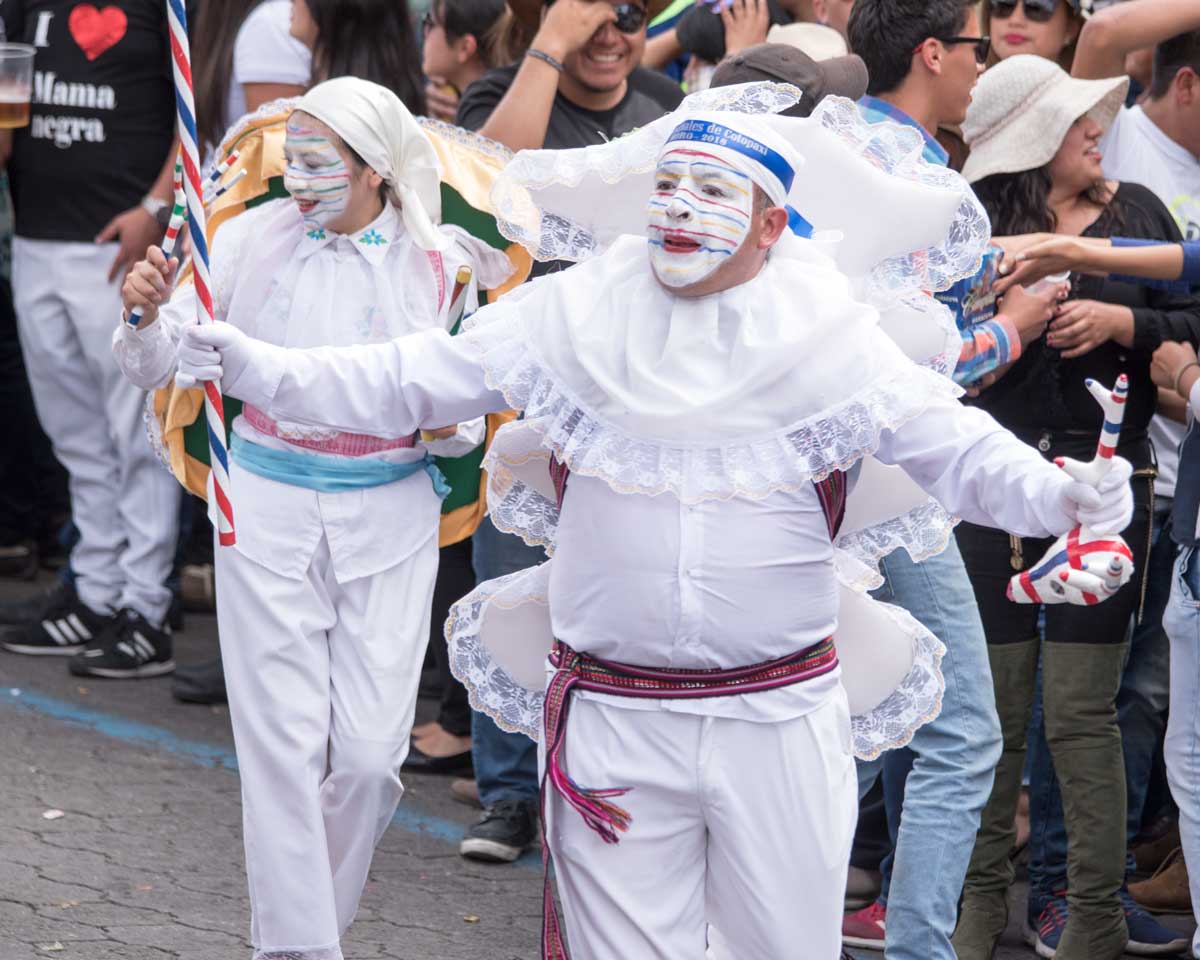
[1173,361,1200,396]
[526,48,564,72]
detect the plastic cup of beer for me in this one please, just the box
[0,44,35,129]
[1024,270,1072,296]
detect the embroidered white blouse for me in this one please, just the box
[112,199,509,582]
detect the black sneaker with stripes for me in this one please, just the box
[1,583,114,655]
[68,608,175,679]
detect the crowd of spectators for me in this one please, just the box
[2,0,1200,957]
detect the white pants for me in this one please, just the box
[215,532,438,958]
[13,237,179,621]
[545,691,858,960]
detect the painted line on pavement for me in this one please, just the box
[1,685,538,865]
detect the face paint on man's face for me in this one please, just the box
[646,150,753,289]
[284,119,352,231]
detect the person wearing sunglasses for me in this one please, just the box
[983,0,1086,67]
[456,0,682,154]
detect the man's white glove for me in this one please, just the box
[1056,454,1133,536]
[175,323,251,391]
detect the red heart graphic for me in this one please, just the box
[68,4,128,61]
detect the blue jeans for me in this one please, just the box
[1162,545,1200,959]
[856,538,1003,960]
[1027,504,1172,918]
[469,517,544,808]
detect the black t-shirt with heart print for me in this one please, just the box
[0,0,185,241]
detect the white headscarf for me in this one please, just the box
[297,77,449,251]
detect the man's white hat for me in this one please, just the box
[961,54,1128,184]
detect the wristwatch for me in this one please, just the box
[140,194,169,223]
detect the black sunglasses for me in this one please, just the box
[989,0,1060,24]
[938,34,992,64]
[544,0,646,34]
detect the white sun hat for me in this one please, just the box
[961,54,1128,184]
[765,22,849,61]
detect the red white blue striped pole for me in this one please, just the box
[166,0,235,546]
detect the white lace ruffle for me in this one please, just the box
[848,600,946,761]
[809,96,990,297]
[467,313,961,504]
[445,561,946,759]
[836,498,958,569]
[143,391,172,473]
[446,566,549,740]
[253,948,344,960]
[486,458,560,554]
[417,116,514,163]
[206,96,301,181]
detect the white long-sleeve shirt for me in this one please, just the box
[220,323,1079,719]
[112,201,490,582]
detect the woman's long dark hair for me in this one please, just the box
[194,0,269,152]
[437,0,508,69]
[304,0,426,115]
[973,165,1123,237]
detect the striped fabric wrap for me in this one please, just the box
[539,637,839,959]
[240,404,417,457]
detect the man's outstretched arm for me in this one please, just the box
[176,324,509,439]
[875,395,1132,539]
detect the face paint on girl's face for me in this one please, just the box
[646,150,753,289]
[284,118,353,232]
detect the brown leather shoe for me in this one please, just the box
[1129,848,1194,916]
[1132,819,1182,877]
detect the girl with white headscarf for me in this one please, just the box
[111,77,512,960]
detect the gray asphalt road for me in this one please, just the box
[0,577,1192,959]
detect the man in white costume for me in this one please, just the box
[112,78,511,960]
[173,85,1134,959]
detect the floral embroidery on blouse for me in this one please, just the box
[306,227,327,241]
[358,229,388,246]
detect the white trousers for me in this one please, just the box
[214,532,438,958]
[545,690,858,960]
[13,237,179,621]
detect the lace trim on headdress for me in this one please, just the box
[465,311,962,504]
[807,96,991,297]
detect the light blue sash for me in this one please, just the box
[232,434,450,497]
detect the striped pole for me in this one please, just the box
[127,155,186,328]
[166,0,235,546]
